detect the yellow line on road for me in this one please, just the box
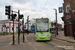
[9,34,33,45]
[9,38,16,45]
[9,41,13,45]
[30,35,34,37]
[25,36,27,42]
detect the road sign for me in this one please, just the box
[59,7,63,13]
[24,25,26,29]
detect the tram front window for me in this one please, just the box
[36,19,49,32]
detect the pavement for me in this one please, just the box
[52,30,75,43]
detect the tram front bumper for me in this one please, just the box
[35,36,50,41]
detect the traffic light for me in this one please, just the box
[11,14,17,21]
[19,14,24,19]
[5,6,11,19]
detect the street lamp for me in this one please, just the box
[53,9,58,36]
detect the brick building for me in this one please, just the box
[57,23,62,29]
[51,22,62,29]
[61,0,75,37]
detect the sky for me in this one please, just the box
[0,0,64,25]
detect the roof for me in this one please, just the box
[0,19,10,24]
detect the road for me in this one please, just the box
[0,33,75,50]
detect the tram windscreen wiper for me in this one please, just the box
[39,27,43,34]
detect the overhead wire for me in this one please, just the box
[39,0,48,17]
[28,0,48,17]
[41,0,48,10]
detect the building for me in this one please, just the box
[49,21,62,33]
[0,19,23,33]
[51,21,62,29]
[61,0,75,37]
[25,18,35,31]
[57,23,62,29]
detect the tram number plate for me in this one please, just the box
[41,34,44,36]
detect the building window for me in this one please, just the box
[66,4,71,13]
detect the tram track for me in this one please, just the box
[44,42,65,50]
[27,35,75,50]
[43,38,75,50]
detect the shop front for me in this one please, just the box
[62,13,75,37]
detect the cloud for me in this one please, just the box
[13,0,34,4]
[1,0,12,4]
[12,2,35,11]
[1,0,33,4]
[0,0,64,24]
[0,7,4,13]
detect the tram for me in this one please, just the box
[35,18,52,41]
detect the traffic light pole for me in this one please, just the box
[23,18,25,42]
[12,11,15,45]
[18,10,20,44]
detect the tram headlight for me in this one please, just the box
[47,34,49,36]
[36,35,38,37]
